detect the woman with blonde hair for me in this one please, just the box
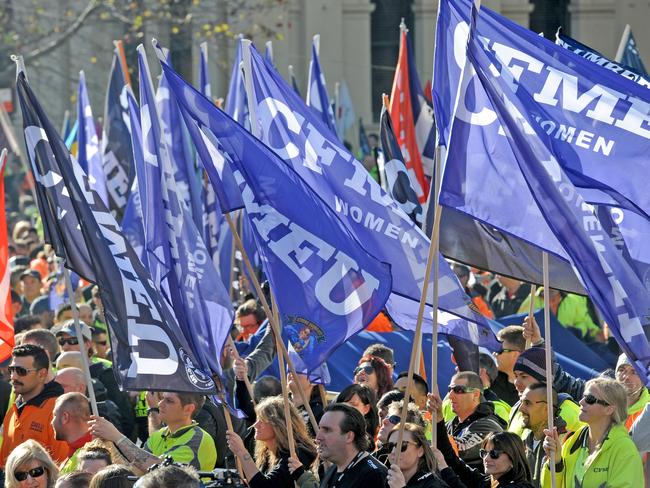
[226,395,318,488]
[543,377,643,487]
[4,440,59,488]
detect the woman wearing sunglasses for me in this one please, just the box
[353,355,393,400]
[4,440,59,488]
[542,377,642,488]
[386,423,448,488]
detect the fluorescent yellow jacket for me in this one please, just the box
[508,395,585,438]
[625,387,650,430]
[542,424,643,488]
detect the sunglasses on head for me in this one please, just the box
[582,394,610,406]
[14,466,45,481]
[58,337,79,346]
[386,414,401,425]
[479,449,504,460]
[8,365,40,377]
[354,365,375,376]
[387,440,416,453]
[448,385,479,394]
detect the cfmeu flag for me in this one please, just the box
[139,44,233,379]
[101,42,133,220]
[556,29,650,89]
[618,25,648,76]
[379,103,423,227]
[306,35,337,135]
[389,23,431,200]
[0,149,13,362]
[15,61,216,394]
[77,71,108,206]
[466,7,650,383]
[160,60,393,372]
[228,42,491,332]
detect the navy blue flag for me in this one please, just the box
[16,63,215,393]
[156,47,203,229]
[379,104,423,227]
[358,118,371,158]
[199,42,212,99]
[466,7,650,383]
[619,26,648,76]
[77,71,108,206]
[160,60,393,372]
[101,44,134,220]
[306,35,337,135]
[121,89,147,267]
[230,42,491,331]
[138,45,234,379]
[556,29,650,89]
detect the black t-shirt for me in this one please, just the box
[322,453,387,488]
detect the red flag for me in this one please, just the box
[0,149,14,362]
[389,28,429,203]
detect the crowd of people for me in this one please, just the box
[1,185,649,488]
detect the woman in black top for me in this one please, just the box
[386,423,449,488]
[226,396,318,488]
[336,384,380,451]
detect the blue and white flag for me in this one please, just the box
[231,42,490,331]
[16,63,215,393]
[306,35,337,135]
[288,65,301,97]
[437,0,650,219]
[379,104,423,227]
[77,71,108,206]
[556,29,650,89]
[160,59,393,372]
[225,37,249,128]
[335,80,355,140]
[101,43,133,220]
[467,6,650,382]
[198,42,212,99]
[618,26,648,76]
[156,47,203,229]
[138,45,234,380]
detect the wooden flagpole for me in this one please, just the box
[525,285,537,349]
[543,252,556,488]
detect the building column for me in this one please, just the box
[342,0,375,125]
[569,0,617,57]
[412,0,438,87]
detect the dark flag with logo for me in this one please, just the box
[102,43,134,221]
[379,104,423,227]
[16,63,216,394]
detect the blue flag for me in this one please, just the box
[120,89,147,266]
[101,44,134,220]
[358,118,371,158]
[619,27,648,76]
[306,35,337,135]
[467,6,650,382]
[16,63,215,394]
[160,59,393,372]
[156,46,203,229]
[219,42,490,331]
[138,45,234,380]
[225,38,249,128]
[379,105,423,227]
[288,65,301,97]
[77,71,108,206]
[198,42,212,99]
[556,29,650,89]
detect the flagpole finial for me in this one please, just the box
[11,55,26,81]
[381,93,390,109]
[399,18,408,33]
[151,39,167,63]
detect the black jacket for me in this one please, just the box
[446,402,505,470]
[249,446,317,488]
[405,470,449,488]
[491,372,519,407]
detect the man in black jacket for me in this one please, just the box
[446,372,505,470]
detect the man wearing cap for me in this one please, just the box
[615,353,650,429]
[507,347,584,438]
[30,295,54,329]
[19,269,43,314]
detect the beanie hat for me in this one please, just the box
[616,353,633,372]
[513,347,547,383]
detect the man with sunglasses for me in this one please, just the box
[492,326,526,407]
[446,372,505,470]
[0,344,68,467]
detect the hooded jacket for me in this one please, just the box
[542,423,643,488]
[0,380,68,466]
